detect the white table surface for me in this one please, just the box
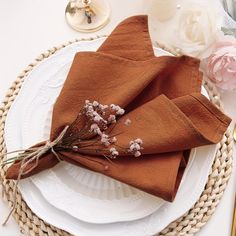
[0,1,235,235]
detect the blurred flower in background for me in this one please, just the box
[200,34,236,91]
[175,3,219,57]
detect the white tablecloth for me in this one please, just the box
[0,1,235,235]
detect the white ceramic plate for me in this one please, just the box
[5,37,216,235]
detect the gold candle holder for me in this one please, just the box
[65,0,110,32]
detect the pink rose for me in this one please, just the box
[200,35,236,90]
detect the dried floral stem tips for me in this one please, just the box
[83,100,144,158]
[104,165,109,170]
[84,100,125,147]
[109,147,119,159]
[128,139,144,157]
[72,145,79,151]
[124,118,131,126]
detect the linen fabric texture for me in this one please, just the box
[6,16,231,202]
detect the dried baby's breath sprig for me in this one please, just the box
[81,100,124,147]
[2,100,144,168]
[2,100,144,225]
[124,118,131,126]
[128,138,144,157]
[109,147,119,159]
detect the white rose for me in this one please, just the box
[174,3,221,57]
[148,0,222,58]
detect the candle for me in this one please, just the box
[148,0,178,21]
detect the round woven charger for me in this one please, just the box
[0,36,233,236]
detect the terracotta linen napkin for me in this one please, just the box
[6,16,231,202]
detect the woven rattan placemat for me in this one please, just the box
[0,36,233,236]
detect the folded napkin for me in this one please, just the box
[6,16,231,202]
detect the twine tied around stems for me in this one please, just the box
[0,126,69,226]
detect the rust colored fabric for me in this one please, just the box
[6,16,231,202]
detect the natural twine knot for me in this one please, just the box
[1,125,69,226]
